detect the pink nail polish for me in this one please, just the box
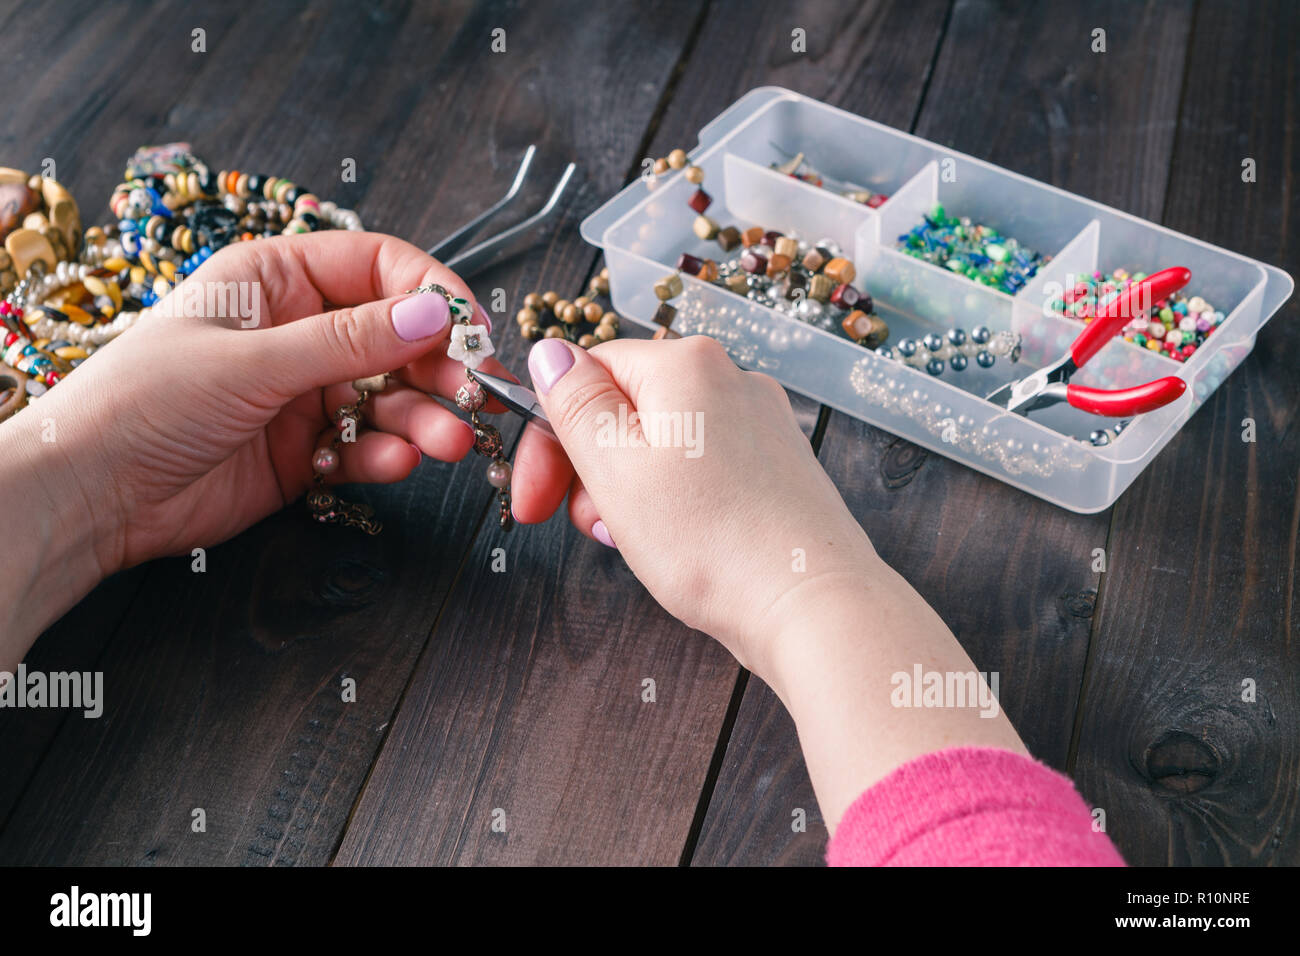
[528,338,575,395]
[392,292,450,342]
[592,519,616,548]
[475,302,493,335]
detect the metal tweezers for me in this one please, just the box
[426,145,577,277]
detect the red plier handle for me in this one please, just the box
[1067,377,1187,417]
[1070,266,1191,367]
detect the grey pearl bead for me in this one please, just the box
[925,358,944,376]
[976,350,995,368]
[971,325,991,344]
[949,353,968,371]
[897,338,917,357]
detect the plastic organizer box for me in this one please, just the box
[580,87,1294,513]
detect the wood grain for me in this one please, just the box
[1070,0,1300,865]
[692,0,1196,865]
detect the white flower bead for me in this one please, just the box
[447,323,494,369]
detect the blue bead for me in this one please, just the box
[950,353,968,371]
[971,325,991,344]
[976,350,995,367]
[947,328,966,346]
[923,333,943,351]
[926,358,944,375]
[897,338,917,357]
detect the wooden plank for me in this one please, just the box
[0,0,489,865]
[692,0,1195,865]
[332,0,761,867]
[1070,0,1300,865]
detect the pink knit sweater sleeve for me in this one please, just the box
[825,746,1125,866]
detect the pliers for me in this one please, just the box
[985,266,1191,418]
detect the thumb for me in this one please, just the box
[528,338,634,481]
[253,288,466,395]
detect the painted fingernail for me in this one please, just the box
[592,519,616,548]
[391,292,450,342]
[528,338,575,395]
[475,302,493,335]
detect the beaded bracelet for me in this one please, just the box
[307,375,387,534]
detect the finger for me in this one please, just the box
[249,287,464,398]
[227,230,479,321]
[509,419,575,524]
[360,382,476,462]
[314,427,422,485]
[565,476,615,547]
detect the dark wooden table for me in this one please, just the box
[1,0,1295,866]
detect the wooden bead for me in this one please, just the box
[802,249,827,272]
[809,274,834,302]
[578,333,598,348]
[766,254,791,277]
[693,215,719,240]
[352,374,390,393]
[4,228,56,276]
[842,310,872,340]
[774,236,798,259]
[667,149,687,169]
[716,226,741,251]
[588,274,610,295]
[517,306,539,326]
[521,321,542,340]
[685,165,704,184]
[688,188,712,214]
[553,298,571,318]
[544,325,566,338]
[599,312,619,331]
[725,271,749,294]
[583,301,604,323]
[654,274,683,300]
[599,266,609,280]
[653,302,677,327]
[542,290,559,308]
[653,158,670,175]
[653,325,682,340]
[593,324,616,342]
[741,226,765,247]
[574,295,591,310]
[561,303,581,324]
[824,257,856,285]
[698,258,719,282]
[524,292,544,310]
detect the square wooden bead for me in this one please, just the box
[688,188,712,214]
[725,271,749,293]
[809,274,834,302]
[774,236,799,258]
[740,250,768,274]
[802,249,826,272]
[653,325,682,340]
[653,302,677,327]
[716,226,741,251]
[830,283,860,309]
[676,253,703,275]
[698,258,719,281]
[693,215,720,240]
[741,226,765,247]
[842,310,872,340]
[654,273,683,300]
[825,257,856,285]
[766,253,791,277]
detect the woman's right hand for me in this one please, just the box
[510,334,879,677]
